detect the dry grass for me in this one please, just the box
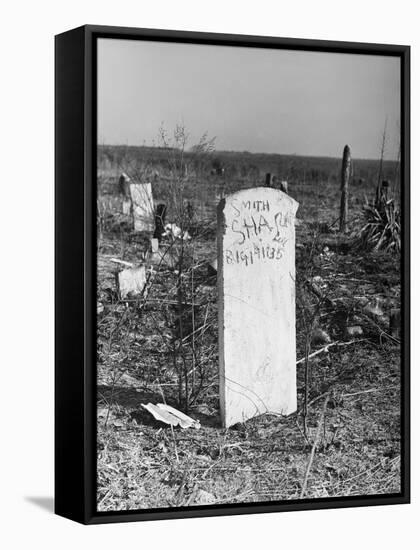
[96,161,401,512]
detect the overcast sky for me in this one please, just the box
[98,38,400,160]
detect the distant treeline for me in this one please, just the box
[98,144,399,187]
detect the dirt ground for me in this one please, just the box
[96,163,401,512]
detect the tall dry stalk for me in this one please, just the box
[153,125,216,411]
[375,119,388,209]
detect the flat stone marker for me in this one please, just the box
[122,198,132,215]
[150,237,159,253]
[217,187,299,427]
[117,266,147,299]
[130,182,154,232]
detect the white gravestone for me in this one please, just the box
[130,183,154,232]
[217,187,299,427]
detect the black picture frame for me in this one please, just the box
[55,24,410,525]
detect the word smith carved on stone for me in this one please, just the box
[230,199,294,240]
[224,195,294,268]
[218,187,299,428]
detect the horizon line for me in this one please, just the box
[97,142,399,164]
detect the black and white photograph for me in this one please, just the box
[3,0,419,543]
[95,35,406,513]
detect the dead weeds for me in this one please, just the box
[96,174,401,511]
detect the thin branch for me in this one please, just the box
[296,339,364,365]
[300,393,330,498]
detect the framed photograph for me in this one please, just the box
[55,25,410,524]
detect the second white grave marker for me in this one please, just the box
[130,182,154,232]
[217,187,299,427]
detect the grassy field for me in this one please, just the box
[96,145,401,511]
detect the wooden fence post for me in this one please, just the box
[339,145,351,232]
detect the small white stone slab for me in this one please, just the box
[117,266,147,299]
[217,187,299,427]
[130,182,154,232]
[122,198,132,215]
[150,238,159,253]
